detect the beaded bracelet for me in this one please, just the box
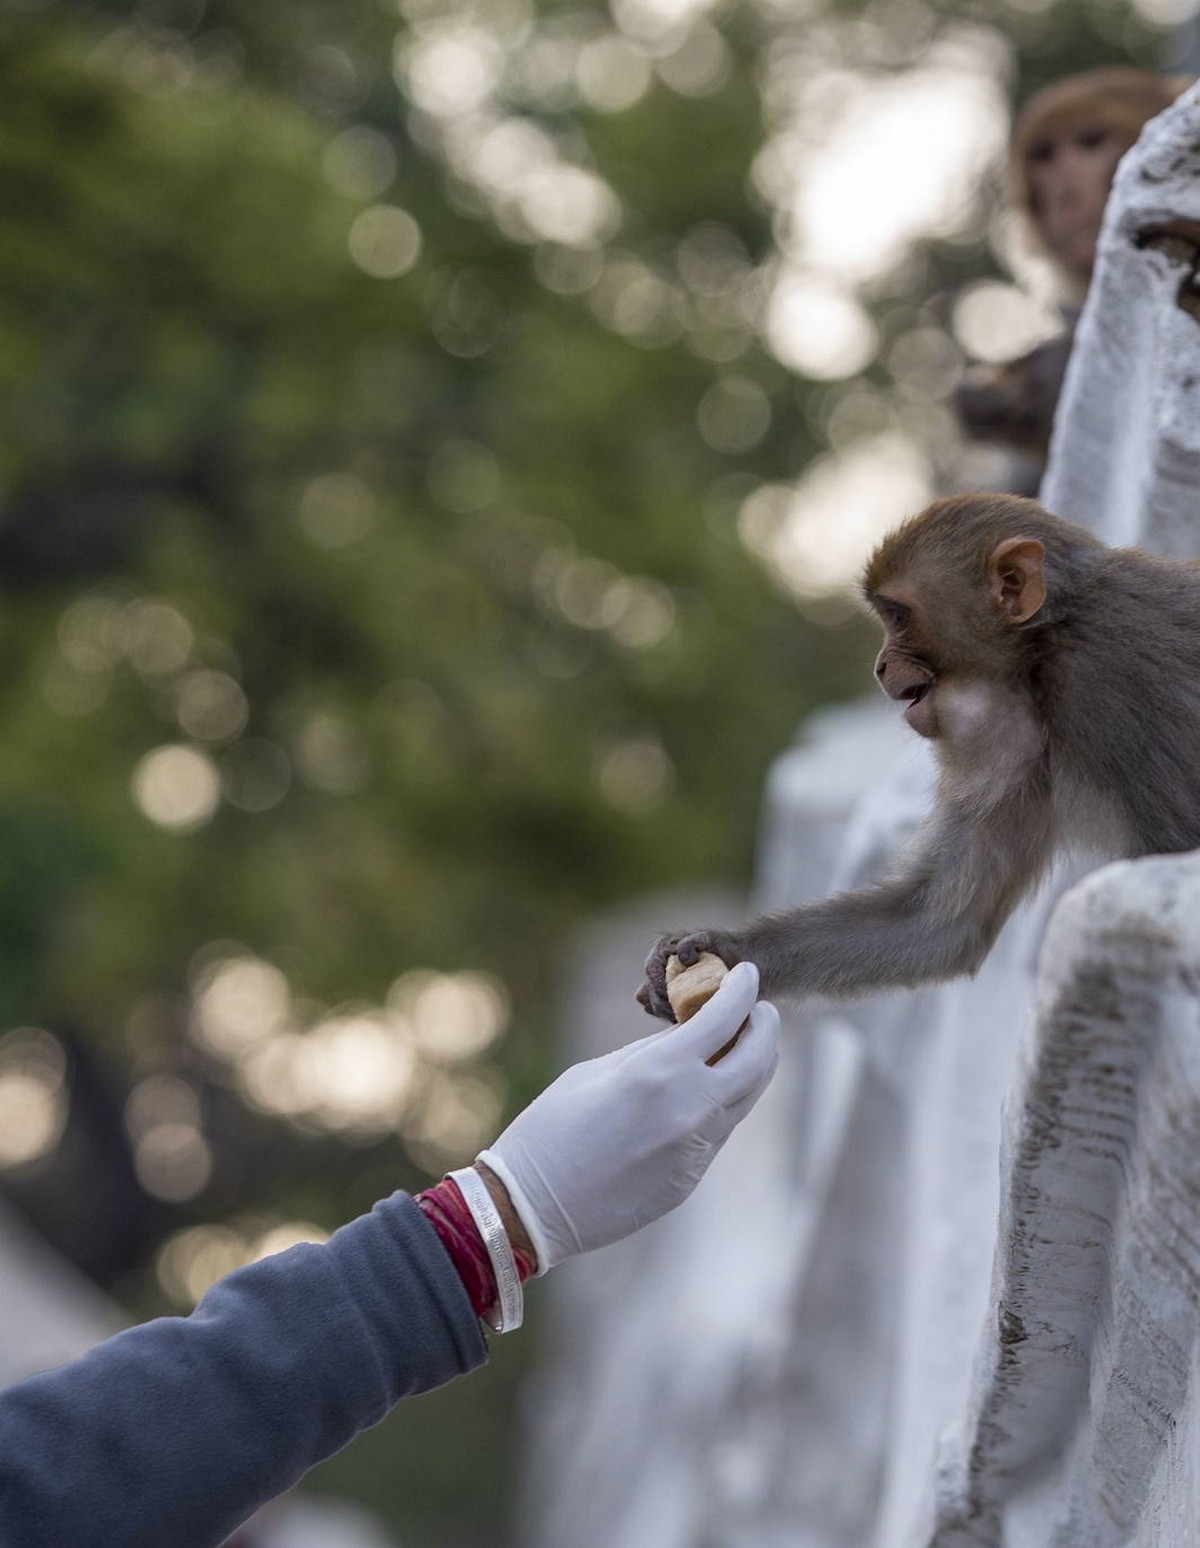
[416,1170,534,1333]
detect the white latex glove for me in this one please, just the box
[477,961,780,1273]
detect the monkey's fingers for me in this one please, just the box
[637,935,680,1021]
[637,982,675,1020]
[635,980,662,1017]
[673,929,741,970]
[673,933,711,968]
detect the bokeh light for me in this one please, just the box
[157,1224,246,1306]
[299,472,378,549]
[762,275,878,380]
[132,744,221,832]
[697,375,772,454]
[237,1012,418,1134]
[192,955,291,1058]
[589,255,680,343]
[0,1028,67,1170]
[294,711,370,794]
[1131,0,1200,22]
[322,125,398,200]
[156,1218,330,1307]
[188,948,510,1150]
[612,0,720,42]
[575,34,652,111]
[753,27,1010,389]
[122,599,195,678]
[347,204,423,278]
[952,279,1061,363]
[533,244,606,295]
[219,739,292,813]
[516,166,622,248]
[739,433,935,599]
[655,21,731,97]
[389,969,509,1062]
[533,548,678,648]
[394,11,625,253]
[596,736,674,813]
[132,1118,213,1202]
[757,36,1009,285]
[42,660,109,718]
[600,577,677,649]
[398,26,504,119]
[298,1012,420,1136]
[175,669,249,744]
[56,596,125,674]
[888,327,964,400]
[403,1069,505,1173]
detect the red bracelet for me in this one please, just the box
[417,1175,535,1325]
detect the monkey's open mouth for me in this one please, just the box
[901,681,937,736]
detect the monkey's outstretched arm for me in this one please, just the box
[638,787,1053,1018]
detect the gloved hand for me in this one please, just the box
[477,961,780,1273]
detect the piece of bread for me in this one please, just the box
[665,951,742,1064]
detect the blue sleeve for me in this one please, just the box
[0,1190,488,1548]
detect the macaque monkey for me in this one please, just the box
[638,493,1200,1019]
[1009,67,1189,295]
[957,68,1188,472]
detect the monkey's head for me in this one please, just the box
[1009,67,1189,293]
[862,494,1101,741]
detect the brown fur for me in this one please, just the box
[637,495,1200,1017]
[1009,67,1189,287]
[955,329,1075,461]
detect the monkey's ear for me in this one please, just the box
[987,537,1046,623]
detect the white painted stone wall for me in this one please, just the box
[523,84,1200,1548]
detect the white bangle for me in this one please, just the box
[448,1167,524,1334]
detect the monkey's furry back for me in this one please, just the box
[1036,541,1200,856]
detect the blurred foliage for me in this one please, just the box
[0,10,853,1038]
[0,0,1180,1541]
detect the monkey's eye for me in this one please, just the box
[1075,126,1112,152]
[875,598,911,631]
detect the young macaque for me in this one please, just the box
[638,493,1200,1020]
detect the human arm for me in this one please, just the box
[0,1192,485,1548]
[0,965,778,1547]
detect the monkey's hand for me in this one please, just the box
[636,929,745,1021]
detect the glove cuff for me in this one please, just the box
[475,1147,555,1276]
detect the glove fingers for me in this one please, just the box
[708,1000,780,1104]
[665,960,759,1063]
[721,1082,765,1131]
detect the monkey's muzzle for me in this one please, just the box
[900,681,937,738]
